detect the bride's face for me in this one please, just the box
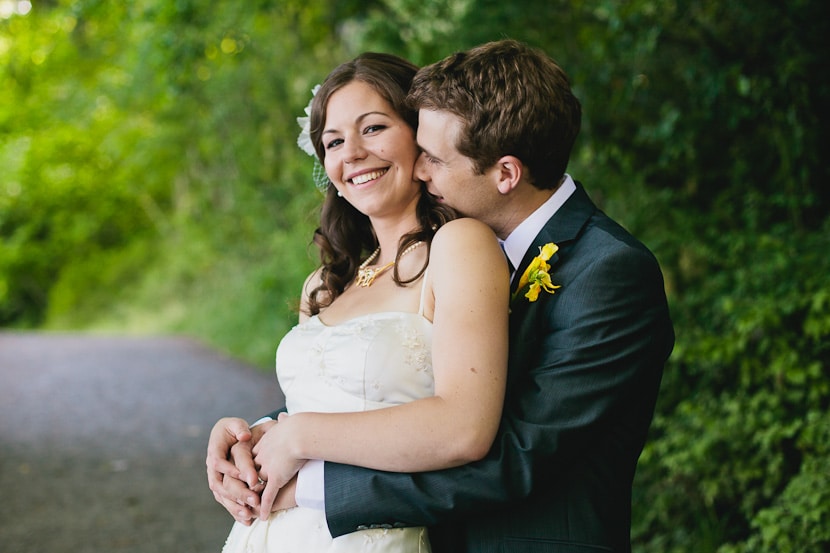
[321,80,421,221]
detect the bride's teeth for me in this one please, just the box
[352,169,386,185]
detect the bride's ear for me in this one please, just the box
[494,156,523,195]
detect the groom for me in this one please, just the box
[208,39,674,552]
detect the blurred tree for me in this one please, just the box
[0,0,346,326]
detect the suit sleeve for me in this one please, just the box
[323,228,674,537]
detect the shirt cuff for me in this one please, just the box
[250,416,274,427]
[296,459,326,511]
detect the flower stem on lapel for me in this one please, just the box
[512,243,561,302]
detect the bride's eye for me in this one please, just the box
[325,137,344,149]
[364,124,386,135]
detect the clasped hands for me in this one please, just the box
[206,414,306,524]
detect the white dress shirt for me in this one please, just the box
[501,175,576,280]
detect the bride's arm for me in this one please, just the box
[254,218,509,483]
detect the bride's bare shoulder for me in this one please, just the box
[298,267,327,323]
[432,217,500,254]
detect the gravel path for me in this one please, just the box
[0,332,284,553]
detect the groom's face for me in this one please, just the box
[415,109,498,226]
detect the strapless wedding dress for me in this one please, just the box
[221,306,434,553]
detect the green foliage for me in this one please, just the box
[634,223,830,552]
[1,0,828,549]
[1,0,338,362]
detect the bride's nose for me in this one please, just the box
[343,137,368,163]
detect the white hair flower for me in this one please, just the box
[296,84,321,157]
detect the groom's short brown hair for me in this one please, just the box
[408,39,581,190]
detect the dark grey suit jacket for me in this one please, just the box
[322,184,675,552]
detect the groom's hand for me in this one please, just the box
[216,470,259,525]
[206,417,275,523]
[272,476,299,512]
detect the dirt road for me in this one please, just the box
[0,332,284,553]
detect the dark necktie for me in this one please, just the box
[499,240,515,280]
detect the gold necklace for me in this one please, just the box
[355,241,424,288]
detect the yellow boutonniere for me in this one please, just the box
[512,242,561,302]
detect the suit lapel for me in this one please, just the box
[510,182,596,300]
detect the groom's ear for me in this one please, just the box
[494,155,523,195]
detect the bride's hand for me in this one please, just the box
[253,413,308,519]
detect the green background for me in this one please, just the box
[1,1,828,550]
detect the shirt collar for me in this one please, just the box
[502,174,576,275]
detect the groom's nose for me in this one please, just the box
[414,153,430,182]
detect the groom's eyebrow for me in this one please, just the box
[418,143,441,161]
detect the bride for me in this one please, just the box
[213,52,509,552]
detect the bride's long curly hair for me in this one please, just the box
[304,53,456,316]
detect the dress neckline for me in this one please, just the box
[312,310,431,329]
[311,268,431,329]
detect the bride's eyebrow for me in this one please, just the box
[323,111,392,136]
